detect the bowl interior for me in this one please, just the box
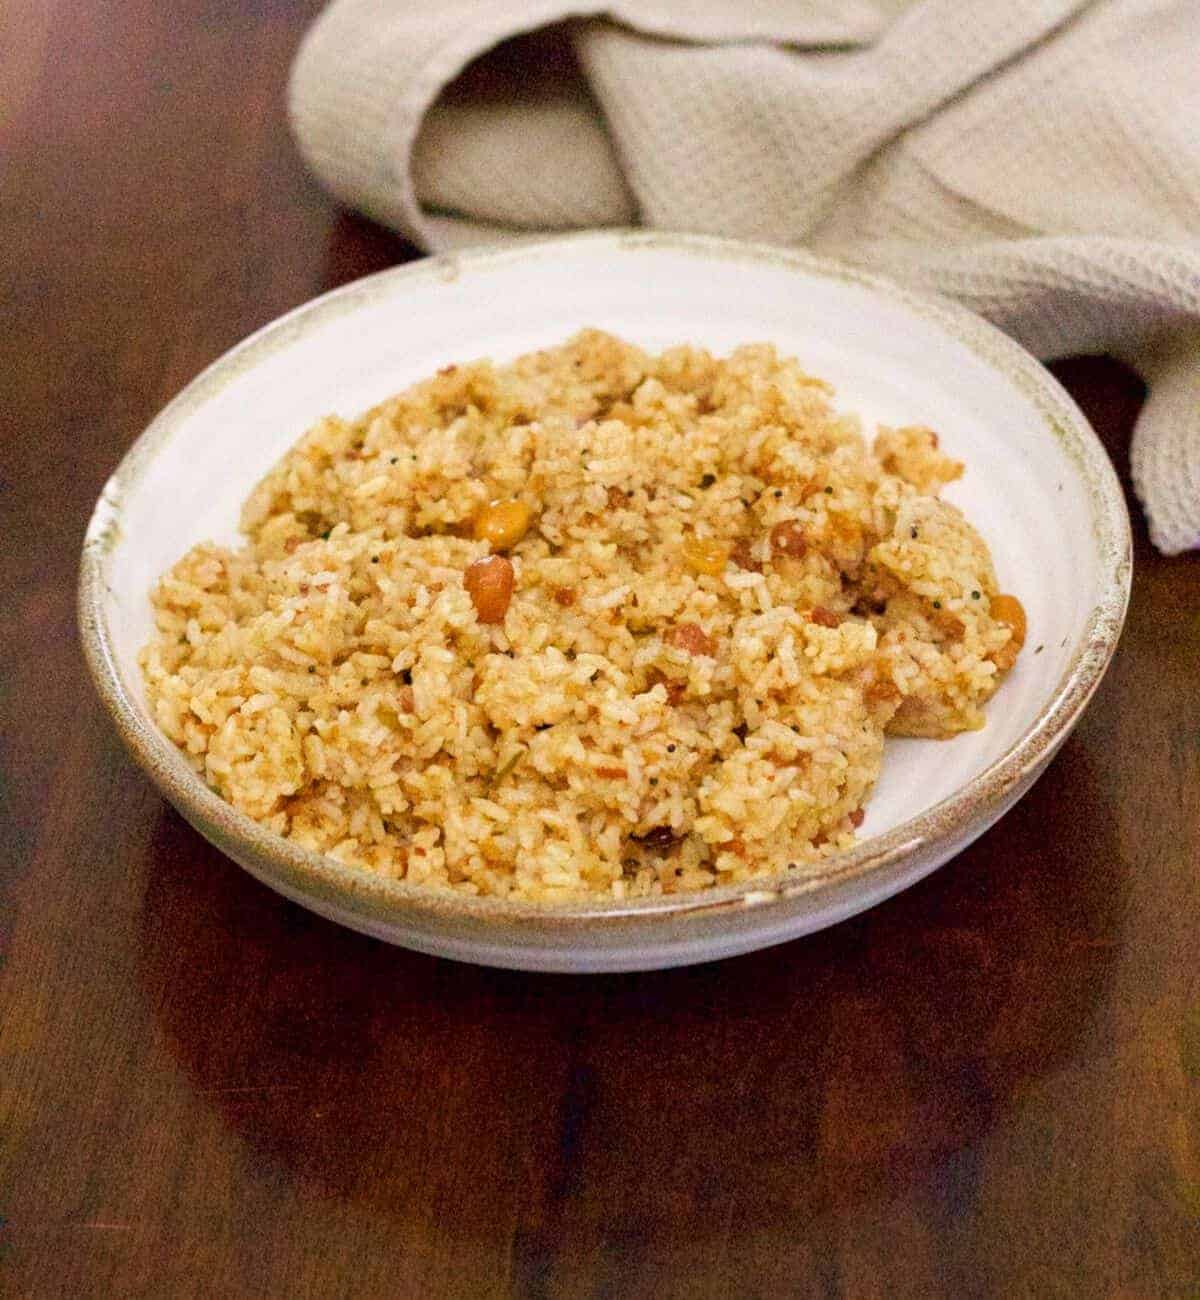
[88,234,1123,861]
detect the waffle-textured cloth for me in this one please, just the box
[290,0,1200,553]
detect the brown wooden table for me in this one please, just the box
[3,3,1198,1295]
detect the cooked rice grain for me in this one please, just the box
[141,331,1023,901]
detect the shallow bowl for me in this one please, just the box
[80,232,1131,972]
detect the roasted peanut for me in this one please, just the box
[473,498,532,551]
[990,593,1027,671]
[464,554,514,623]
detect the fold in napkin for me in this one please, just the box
[289,0,1200,553]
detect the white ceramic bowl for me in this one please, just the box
[80,232,1130,972]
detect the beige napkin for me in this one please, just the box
[290,0,1200,553]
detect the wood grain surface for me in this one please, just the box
[2,3,1198,1296]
